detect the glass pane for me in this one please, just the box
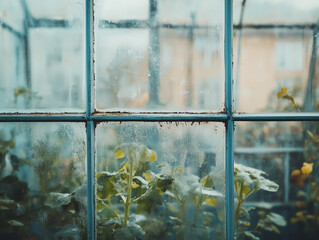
[233,0,319,113]
[234,28,316,113]
[96,122,225,239]
[26,0,84,20]
[95,0,149,21]
[233,0,319,25]
[0,122,87,239]
[0,0,24,32]
[235,121,319,240]
[96,0,224,112]
[157,0,224,25]
[0,0,85,112]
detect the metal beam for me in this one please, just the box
[225,1,234,240]
[30,18,69,28]
[0,114,86,122]
[233,23,316,30]
[235,147,303,154]
[233,113,319,121]
[92,113,228,122]
[148,0,160,106]
[0,18,25,39]
[2,112,319,122]
[18,17,318,31]
[19,0,33,26]
[86,0,95,239]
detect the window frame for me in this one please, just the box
[1,1,319,240]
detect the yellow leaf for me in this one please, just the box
[301,162,313,175]
[243,187,250,195]
[97,199,107,211]
[273,226,280,234]
[307,130,315,140]
[291,218,298,224]
[150,150,157,162]
[200,175,214,188]
[115,149,125,159]
[246,222,250,227]
[167,204,177,212]
[205,198,218,207]
[120,161,130,172]
[143,173,151,182]
[132,183,140,189]
[277,88,287,99]
[156,186,164,195]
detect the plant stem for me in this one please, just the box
[123,158,133,226]
[181,200,187,240]
[235,183,244,228]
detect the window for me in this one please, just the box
[0,1,319,240]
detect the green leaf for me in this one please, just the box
[45,192,72,208]
[269,212,287,227]
[97,198,108,211]
[0,198,17,210]
[200,174,214,188]
[7,220,24,227]
[133,176,149,186]
[197,188,223,198]
[113,222,145,240]
[243,231,260,240]
[256,178,279,192]
[97,171,118,201]
[234,164,279,192]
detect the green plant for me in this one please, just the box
[96,143,225,240]
[277,88,319,233]
[234,163,286,240]
[0,126,87,239]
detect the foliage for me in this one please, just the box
[0,127,287,239]
[0,128,87,240]
[277,88,319,235]
[234,163,286,240]
[96,143,225,240]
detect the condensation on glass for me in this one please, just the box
[235,121,319,240]
[96,122,225,239]
[0,0,85,112]
[233,0,319,113]
[95,0,225,112]
[0,122,87,239]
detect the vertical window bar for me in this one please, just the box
[225,1,234,240]
[87,121,95,240]
[19,0,32,107]
[86,0,95,239]
[86,0,94,115]
[148,0,160,106]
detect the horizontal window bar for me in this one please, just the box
[1,113,319,122]
[30,18,69,28]
[92,114,228,122]
[235,147,303,154]
[27,18,317,31]
[0,113,228,122]
[233,113,319,121]
[234,23,316,30]
[99,19,217,29]
[0,114,87,122]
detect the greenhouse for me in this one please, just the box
[0,0,319,239]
